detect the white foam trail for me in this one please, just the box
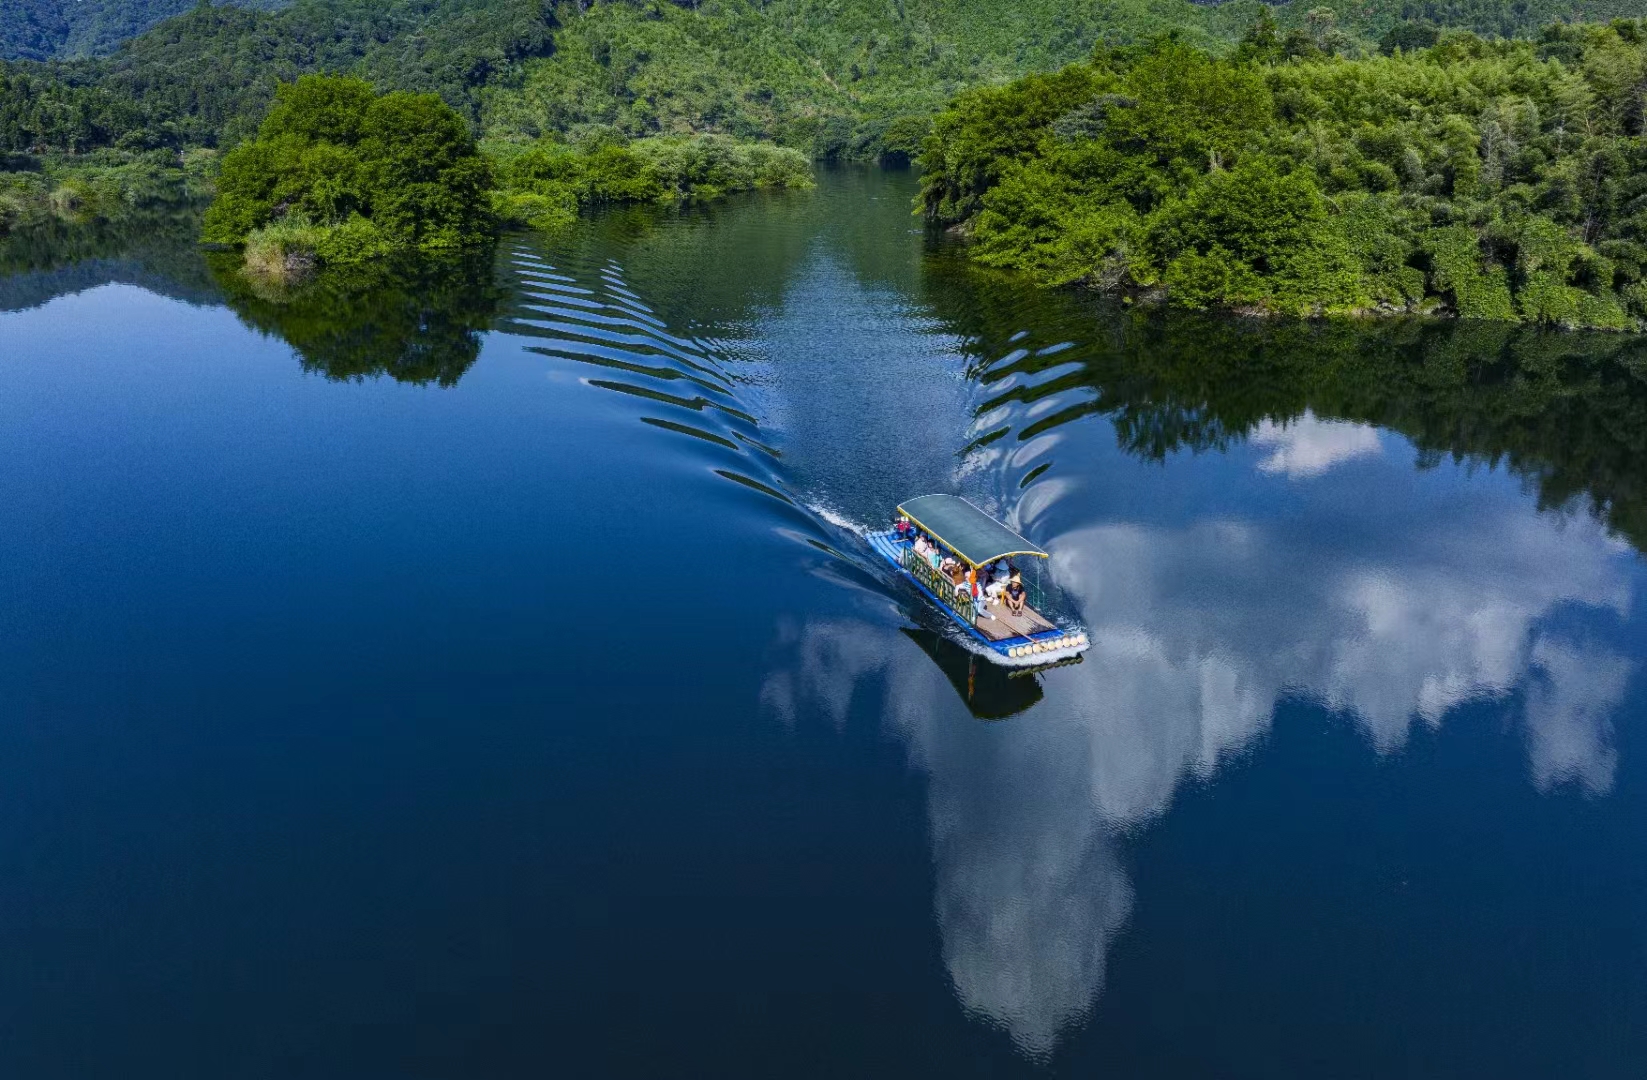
[806,502,874,539]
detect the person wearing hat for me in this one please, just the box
[1004,567,1027,616]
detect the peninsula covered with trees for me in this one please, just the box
[921,18,1647,328]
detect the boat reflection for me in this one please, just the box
[899,627,1047,720]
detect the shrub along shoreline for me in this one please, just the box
[919,18,1647,330]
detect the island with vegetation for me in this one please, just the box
[2,0,828,267]
[196,71,813,277]
[202,76,496,274]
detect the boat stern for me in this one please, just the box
[994,629,1088,665]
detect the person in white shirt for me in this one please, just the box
[983,560,1010,605]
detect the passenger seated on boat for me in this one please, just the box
[913,533,933,562]
[982,560,1010,604]
[974,566,996,619]
[1004,569,1027,616]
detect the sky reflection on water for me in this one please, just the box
[737,171,1643,1061]
[765,420,1636,1054]
[2,166,1646,1076]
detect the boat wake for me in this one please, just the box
[495,242,808,516]
[492,237,1083,666]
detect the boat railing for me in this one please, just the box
[901,543,977,626]
[1023,566,1048,611]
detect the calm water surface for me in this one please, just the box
[4,167,1647,1077]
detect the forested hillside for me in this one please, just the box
[8,0,1647,158]
[480,0,1258,153]
[1,0,1250,155]
[1,0,553,151]
[921,20,1647,328]
[0,0,283,62]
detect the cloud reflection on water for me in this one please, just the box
[1249,410,1384,478]
[765,477,1634,1056]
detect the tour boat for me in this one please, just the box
[869,494,1088,666]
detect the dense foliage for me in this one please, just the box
[493,0,1646,155]
[202,75,493,266]
[0,0,284,63]
[491,132,812,230]
[480,0,1262,159]
[197,74,810,269]
[920,20,1647,328]
[0,0,552,151]
[8,0,1640,160]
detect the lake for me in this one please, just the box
[3,165,1646,1077]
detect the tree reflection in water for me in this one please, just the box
[0,210,220,313]
[922,252,1647,552]
[209,246,507,387]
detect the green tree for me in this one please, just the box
[203,74,494,264]
[355,92,494,250]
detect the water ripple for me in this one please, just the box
[497,242,796,514]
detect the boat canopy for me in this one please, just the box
[897,494,1049,569]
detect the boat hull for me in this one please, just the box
[867,530,1087,666]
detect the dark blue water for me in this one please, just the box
[3,167,1646,1077]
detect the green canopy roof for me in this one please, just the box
[897,494,1048,568]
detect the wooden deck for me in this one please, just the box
[973,596,1055,641]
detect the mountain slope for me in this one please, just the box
[0,0,69,60]
[482,0,1267,149]
[0,0,286,61]
[8,0,1647,155]
[1,0,555,151]
[481,0,1647,149]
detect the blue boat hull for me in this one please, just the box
[867,529,1086,665]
